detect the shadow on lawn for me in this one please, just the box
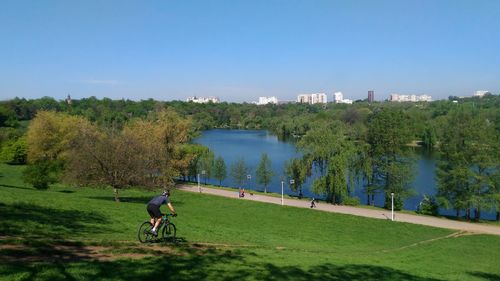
[0,246,445,281]
[0,183,32,190]
[468,271,500,281]
[87,196,185,206]
[0,202,109,239]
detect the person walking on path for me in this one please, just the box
[310,198,316,208]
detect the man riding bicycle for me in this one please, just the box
[147,190,177,236]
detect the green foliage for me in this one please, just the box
[368,108,415,210]
[230,157,249,188]
[256,153,274,193]
[22,160,59,190]
[285,158,309,196]
[0,136,27,164]
[342,196,360,206]
[213,156,227,186]
[197,150,215,184]
[436,106,499,220]
[184,144,211,181]
[417,195,439,216]
[0,105,18,127]
[298,122,354,203]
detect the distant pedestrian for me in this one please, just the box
[310,198,316,208]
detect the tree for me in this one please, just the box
[63,127,143,202]
[0,136,27,164]
[284,158,308,197]
[230,158,249,188]
[24,111,91,190]
[184,144,210,182]
[198,150,215,184]
[256,153,274,193]
[297,122,354,204]
[22,160,60,190]
[63,110,192,201]
[123,110,192,190]
[436,107,499,220]
[367,108,415,210]
[213,156,227,186]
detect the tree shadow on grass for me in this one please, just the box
[0,183,32,190]
[0,202,109,239]
[0,245,446,281]
[87,196,185,206]
[468,271,500,281]
[87,196,152,204]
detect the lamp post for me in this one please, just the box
[197,173,200,193]
[247,174,251,190]
[391,192,395,221]
[281,180,284,206]
[198,170,205,193]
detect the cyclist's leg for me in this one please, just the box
[147,204,156,226]
[150,205,162,234]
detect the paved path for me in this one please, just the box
[178,184,500,236]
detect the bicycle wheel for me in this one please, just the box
[161,223,176,243]
[138,222,154,243]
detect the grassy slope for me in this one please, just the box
[0,164,499,281]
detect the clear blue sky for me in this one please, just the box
[1,0,499,102]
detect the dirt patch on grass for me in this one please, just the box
[0,241,179,263]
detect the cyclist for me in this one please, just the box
[147,190,177,236]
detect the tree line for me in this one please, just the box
[0,94,498,220]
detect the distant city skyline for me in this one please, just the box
[1,1,499,102]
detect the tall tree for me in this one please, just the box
[213,156,227,186]
[367,108,415,210]
[63,110,192,201]
[197,150,215,184]
[297,121,353,204]
[436,107,499,220]
[284,157,309,197]
[63,127,143,201]
[256,153,275,193]
[230,157,249,188]
[123,110,192,189]
[185,144,210,182]
[24,111,91,190]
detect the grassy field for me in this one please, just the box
[1,164,499,281]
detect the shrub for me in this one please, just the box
[342,196,360,206]
[0,136,27,164]
[417,194,439,216]
[22,160,59,190]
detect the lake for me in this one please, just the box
[194,129,495,219]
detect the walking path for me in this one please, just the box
[178,184,500,236]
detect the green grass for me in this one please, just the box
[1,163,500,281]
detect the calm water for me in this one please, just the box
[194,129,495,219]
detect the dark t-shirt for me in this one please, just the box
[148,195,170,206]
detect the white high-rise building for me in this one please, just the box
[473,90,490,97]
[333,91,353,104]
[186,96,220,103]
[297,93,327,104]
[390,94,432,102]
[258,96,278,105]
[334,92,343,102]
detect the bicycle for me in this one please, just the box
[138,213,177,243]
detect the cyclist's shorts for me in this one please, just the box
[147,204,162,218]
